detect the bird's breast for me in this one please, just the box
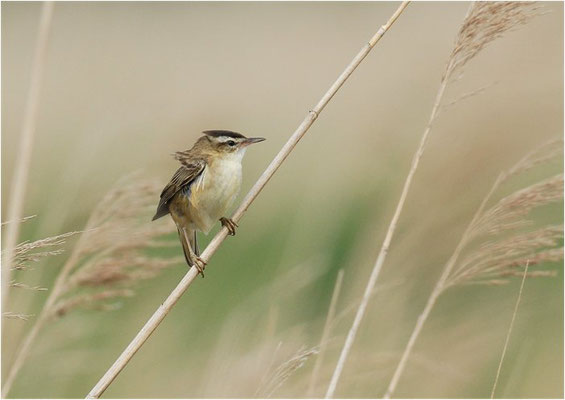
[189,159,242,234]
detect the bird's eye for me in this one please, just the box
[227,140,236,147]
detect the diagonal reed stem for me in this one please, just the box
[382,173,504,399]
[324,30,452,400]
[85,2,410,398]
[2,1,54,311]
[490,261,529,399]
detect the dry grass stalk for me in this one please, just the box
[2,177,178,398]
[442,81,498,112]
[1,215,36,226]
[255,342,283,398]
[257,346,318,398]
[324,3,541,398]
[490,261,530,399]
[308,269,345,397]
[2,2,55,309]
[2,312,34,321]
[85,3,410,398]
[53,289,136,317]
[9,281,48,291]
[383,139,562,399]
[503,138,563,181]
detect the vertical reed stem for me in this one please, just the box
[2,2,54,309]
[308,269,345,397]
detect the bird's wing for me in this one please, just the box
[152,157,206,221]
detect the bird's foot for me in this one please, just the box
[220,217,238,236]
[192,256,207,278]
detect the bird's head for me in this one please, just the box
[199,130,266,160]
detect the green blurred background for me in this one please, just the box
[2,2,563,398]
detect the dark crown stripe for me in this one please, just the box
[202,130,246,139]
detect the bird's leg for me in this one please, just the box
[182,228,207,278]
[220,217,238,236]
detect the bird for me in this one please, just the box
[152,130,265,277]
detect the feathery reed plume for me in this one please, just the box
[86,4,410,398]
[48,178,181,318]
[443,139,564,288]
[2,2,54,309]
[8,231,81,272]
[490,261,530,399]
[383,139,562,398]
[448,223,562,287]
[327,3,541,397]
[257,346,318,398]
[448,2,540,80]
[2,228,81,321]
[2,176,178,398]
[469,175,563,239]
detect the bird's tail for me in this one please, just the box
[177,227,199,267]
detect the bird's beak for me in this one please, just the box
[242,137,266,146]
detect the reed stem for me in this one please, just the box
[2,1,54,310]
[85,3,410,397]
[490,261,529,399]
[325,27,450,400]
[308,269,344,397]
[383,174,503,398]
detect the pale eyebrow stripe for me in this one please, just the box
[217,136,241,143]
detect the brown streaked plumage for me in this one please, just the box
[152,130,265,277]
